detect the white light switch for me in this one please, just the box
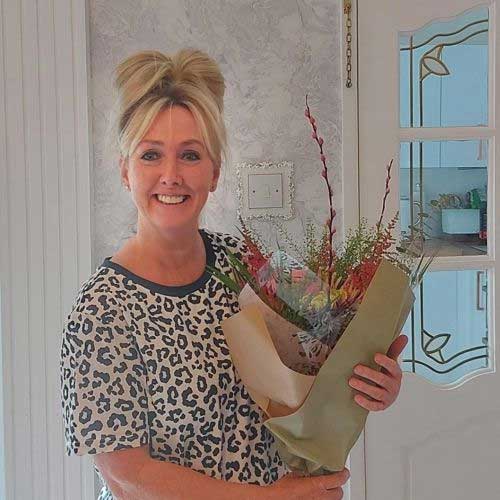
[248,173,283,209]
[236,161,294,220]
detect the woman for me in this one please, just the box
[60,48,407,499]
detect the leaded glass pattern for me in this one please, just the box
[400,6,489,128]
[401,269,489,385]
[398,5,492,384]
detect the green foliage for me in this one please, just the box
[303,219,327,272]
[334,219,378,280]
[269,219,307,261]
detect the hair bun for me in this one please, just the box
[114,49,225,113]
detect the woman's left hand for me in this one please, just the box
[348,334,409,411]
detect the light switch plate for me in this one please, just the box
[236,161,294,220]
[248,173,283,209]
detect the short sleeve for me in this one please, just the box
[60,290,150,456]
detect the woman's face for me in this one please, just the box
[121,105,220,235]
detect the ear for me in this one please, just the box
[210,164,221,192]
[119,156,129,189]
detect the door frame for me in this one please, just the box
[341,1,366,499]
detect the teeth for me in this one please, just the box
[157,194,187,204]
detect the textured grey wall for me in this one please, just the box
[89,0,342,266]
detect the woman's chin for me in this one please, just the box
[149,197,200,231]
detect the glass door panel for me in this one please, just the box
[399,139,488,257]
[400,6,489,128]
[397,4,493,385]
[401,269,489,384]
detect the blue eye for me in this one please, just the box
[141,150,160,162]
[182,151,200,161]
[140,150,200,162]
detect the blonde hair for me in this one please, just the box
[109,48,228,168]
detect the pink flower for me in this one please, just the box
[305,282,321,295]
[263,277,277,297]
[291,269,306,283]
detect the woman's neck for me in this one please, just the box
[131,225,204,270]
[110,223,207,287]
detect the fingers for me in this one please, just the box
[374,353,402,380]
[325,487,344,499]
[350,360,401,411]
[386,334,408,360]
[353,394,386,412]
[352,364,393,388]
[318,468,350,490]
[348,338,407,413]
[349,377,389,403]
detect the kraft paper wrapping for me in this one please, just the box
[221,259,415,474]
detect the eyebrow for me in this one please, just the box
[139,139,204,147]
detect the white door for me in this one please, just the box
[357,1,500,499]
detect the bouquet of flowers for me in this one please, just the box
[208,96,431,475]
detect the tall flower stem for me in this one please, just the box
[305,95,336,293]
[376,159,393,232]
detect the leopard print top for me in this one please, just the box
[60,228,288,499]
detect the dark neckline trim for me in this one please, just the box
[101,228,216,297]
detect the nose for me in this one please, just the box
[159,156,183,187]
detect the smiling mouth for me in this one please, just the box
[155,194,189,205]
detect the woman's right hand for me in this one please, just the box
[269,467,350,499]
